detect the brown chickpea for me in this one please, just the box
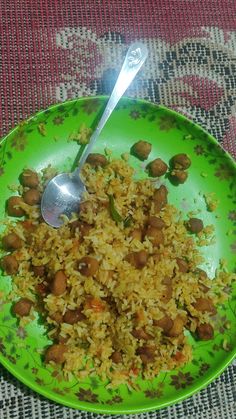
[36,282,49,297]
[50,270,67,296]
[13,298,33,317]
[148,216,166,229]
[196,323,214,340]
[148,158,168,177]
[23,189,41,206]
[78,256,99,277]
[63,308,86,324]
[111,351,123,364]
[45,344,67,364]
[193,297,216,314]
[1,255,19,275]
[145,226,164,246]
[131,327,152,340]
[170,170,188,184]
[71,220,92,237]
[125,250,148,269]
[171,153,191,170]
[167,315,185,337]
[2,233,23,251]
[20,169,39,188]
[32,265,46,277]
[50,312,63,323]
[153,315,173,334]
[176,258,189,273]
[132,140,152,160]
[136,345,156,364]
[86,153,108,167]
[7,196,25,217]
[153,185,168,212]
[186,218,204,234]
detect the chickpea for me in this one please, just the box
[7,196,25,217]
[20,169,39,188]
[131,140,152,160]
[136,345,156,364]
[148,158,168,177]
[45,344,67,364]
[125,250,148,269]
[23,189,41,206]
[131,327,152,340]
[50,312,63,323]
[78,256,99,277]
[170,170,188,184]
[36,282,48,297]
[186,218,204,234]
[20,220,37,234]
[1,255,19,275]
[63,308,86,324]
[13,298,33,317]
[176,258,189,273]
[50,270,67,296]
[153,315,173,334]
[129,228,143,241]
[148,216,165,229]
[86,153,108,167]
[197,323,214,340]
[2,233,23,251]
[70,220,91,237]
[145,226,164,246]
[111,351,123,364]
[171,153,191,170]
[153,185,168,212]
[32,265,46,277]
[167,315,185,337]
[193,297,216,314]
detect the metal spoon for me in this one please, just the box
[41,42,148,227]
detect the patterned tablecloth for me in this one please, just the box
[0,1,236,418]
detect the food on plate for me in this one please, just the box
[169,153,191,184]
[169,169,188,184]
[22,189,41,206]
[85,153,108,167]
[7,196,25,217]
[186,218,204,234]
[131,140,152,160]
[19,169,39,188]
[147,158,168,177]
[1,151,234,388]
[170,153,191,170]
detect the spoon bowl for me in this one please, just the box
[41,173,86,227]
[41,42,148,227]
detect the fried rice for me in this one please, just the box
[1,156,235,387]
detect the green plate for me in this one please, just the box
[0,97,235,414]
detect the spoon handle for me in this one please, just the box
[74,42,148,175]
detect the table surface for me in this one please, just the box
[0,1,236,418]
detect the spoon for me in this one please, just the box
[41,42,148,227]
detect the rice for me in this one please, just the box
[2,157,235,387]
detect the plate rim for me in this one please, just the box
[0,95,235,414]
